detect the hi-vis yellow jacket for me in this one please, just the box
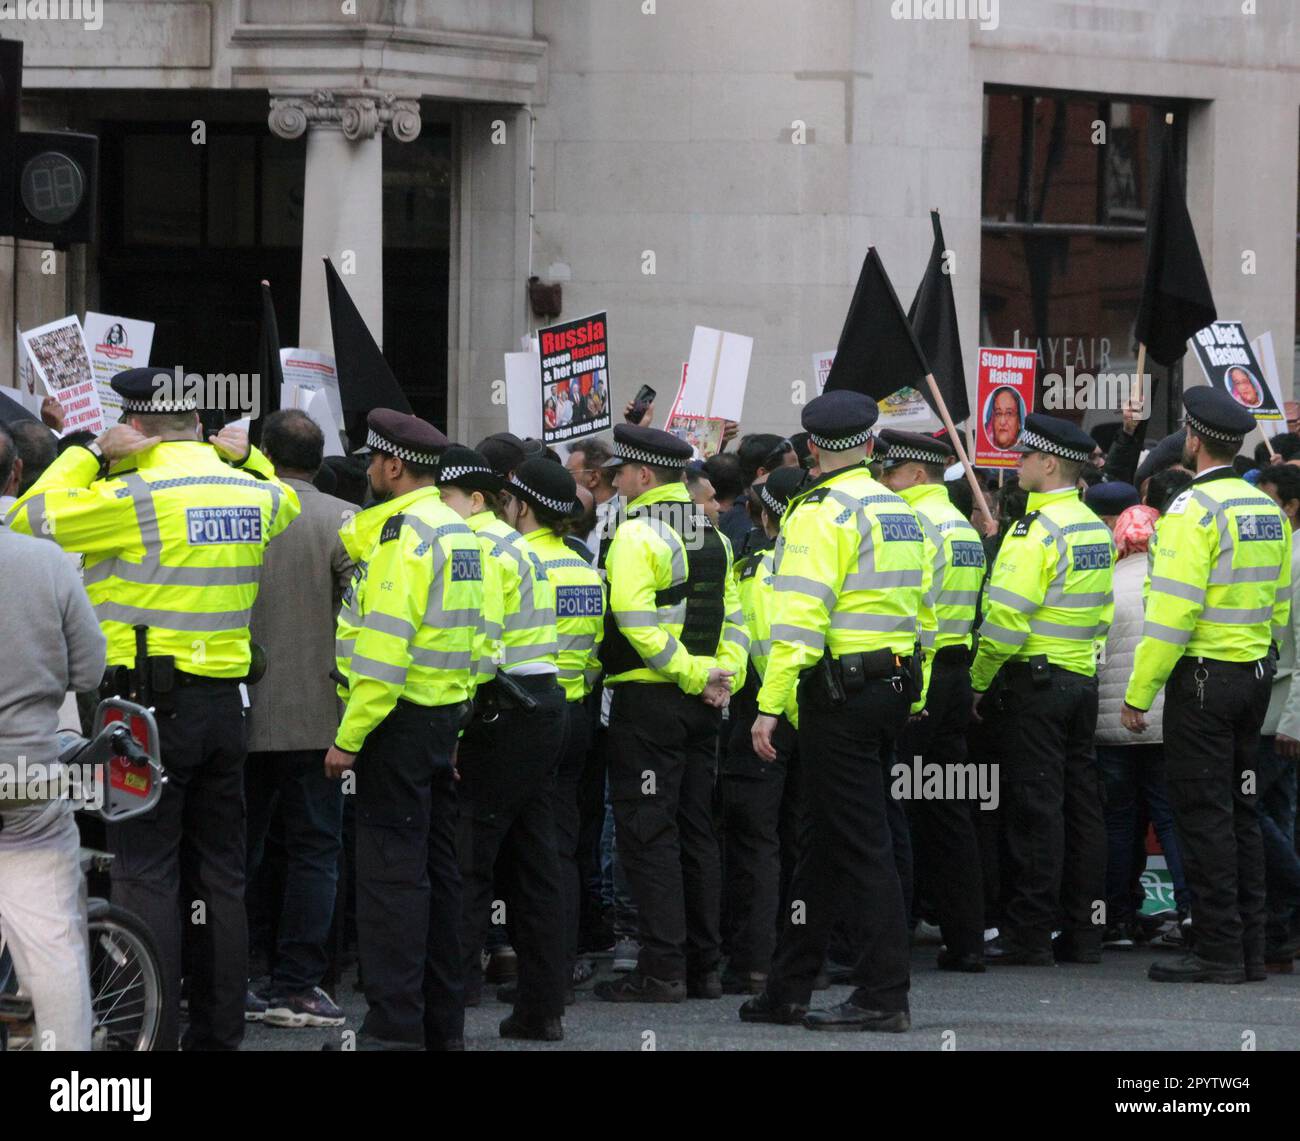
[603,481,748,694]
[466,511,558,680]
[1125,469,1292,712]
[756,462,925,718]
[523,526,604,701]
[736,545,776,681]
[7,441,299,678]
[334,486,485,752]
[899,482,985,708]
[970,487,1115,693]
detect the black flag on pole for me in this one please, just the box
[1134,126,1216,367]
[825,247,931,401]
[251,280,284,444]
[323,257,411,439]
[908,211,969,424]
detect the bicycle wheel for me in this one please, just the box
[88,904,169,1051]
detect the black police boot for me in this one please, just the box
[496,982,576,1006]
[593,972,685,1003]
[802,1000,910,1033]
[936,948,986,973]
[1053,935,1102,964]
[737,991,807,1025]
[1147,954,1247,984]
[686,969,722,999]
[499,1012,564,1042]
[721,969,767,994]
[985,935,1053,966]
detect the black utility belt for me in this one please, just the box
[834,649,913,683]
[1001,655,1094,689]
[1174,655,1269,673]
[806,648,921,705]
[474,672,558,720]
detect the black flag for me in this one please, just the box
[0,388,39,428]
[908,211,969,424]
[825,247,930,401]
[1134,126,1216,367]
[323,257,411,433]
[250,280,284,444]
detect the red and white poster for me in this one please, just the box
[21,316,106,436]
[975,346,1036,469]
[83,311,155,423]
[538,312,613,446]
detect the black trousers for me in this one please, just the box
[607,683,722,981]
[554,697,593,971]
[899,655,986,958]
[994,664,1104,950]
[720,687,797,975]
[768,672,912,1011]
[1162,656,1271,967]
[107,680,248,1052]
[458,676,568,1020]
[353,699,462,1048]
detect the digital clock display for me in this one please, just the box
[20,151,86,225]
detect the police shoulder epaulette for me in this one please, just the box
[797,488,830,507]
[1010,510,1040,538]
[380,514,406,544]
[738,556,761,581]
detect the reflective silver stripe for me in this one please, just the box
[1273,624,1288,643]
[335,637,355,659]
[82,559,262,587]
[659,602,688,626]
[725,609,744,626]
[937,590,980,607]
[636,517,688,583]
[1149,576,1206,603]
[583,666,602,684]
[842,569,923,590]
[504,606,556,633]
[410,647,474,671]
[404,516,475,548]
[363,611,417,640]
[770,624,826,652]
[724,628,750,648]
[557,634,596,654]
[614,610,660,628]
[1043,587,1112,609]
[1029,617,1099,640]
[482,620,503,640]
[1201,604,1273,624]
[774,575,837,608]
[435,608,483,629]
[986,586,1039,615]
[503,641,558,665]
[121,474,162,560]
[977,621,1027,646]
[645,636,681,671]
[1142,620,1192,646]
[19,492,47,537]
[936,617,974,634]
[94,600,251,632]
[1209,564,1281,585]
[751,639,772,660]
[919,629,937,648]
[829,612,916,633]
[350,654,408,685]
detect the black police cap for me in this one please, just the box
[603,424,693,469]
[1183,386,1257,443]
[755,465,807,518]
[508,456,580,518]
[877,429,955,468]
[111,366,197,413]
[1011,413,1096,464]
[436,445,502,494]
[1084,480,1139,515]
[801,391,878,451]
[476,432,528,477]
[363,408,449,467]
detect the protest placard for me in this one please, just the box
[21,316,105,435]
[538,312,613,445]
[680,326,752,422]
[1251,332,1285,441]
[812,350,835,396]
[812,348,935,430]
[975,346,1037,469]
[665,363,726,457]
[1191,321,1280,422]
[83,311,154,423]
[506,352,543,440]
[279,348,345,456]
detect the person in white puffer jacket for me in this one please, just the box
[1095,503,1190,947]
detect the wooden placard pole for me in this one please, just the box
[922,372,996,536]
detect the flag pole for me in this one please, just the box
[923,371,996,536]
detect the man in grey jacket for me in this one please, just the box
[0,422,108,1050]
[244,411,355,1027]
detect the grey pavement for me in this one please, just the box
[243,947,1300,1052]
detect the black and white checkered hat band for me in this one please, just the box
[1016,428,1091,464]
[883,444,946,467]
[121,396,198,413]
[1185,413,1245,444]
[439,463,495,483]
[367,428,441,467]
[758,483,788,517]
[614,444,688,468]
[508,473,574,515]
[809,428,873,451]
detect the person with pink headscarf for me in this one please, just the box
[1094,502,1190,949]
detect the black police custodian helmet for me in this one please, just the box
[361,408,449,467]
[602,424,694,469]
[801,391,878,451]
[1183,386,1256,445]
[436,445,503,494]
[111,367,197,414]
[755,464,807,519]
[507,457,581,518]
[877,429,955,469]
[1011,413,1096,464]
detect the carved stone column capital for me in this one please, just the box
[268,90,422,143]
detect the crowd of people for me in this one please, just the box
[0,366,1298,1050]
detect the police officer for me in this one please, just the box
[437,450,569,1040]
[594,424,748,1003]
[326,410,484,1051]
[743,391,924,1032]
[506,458,606,990]
[721,464,805,995]
[970,413,1114,967]
[877,429,987,972]
[7,366,301,1050]
[1123,389,1292,983]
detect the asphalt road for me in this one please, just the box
[243,946,1300,1052]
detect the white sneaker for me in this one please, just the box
[612,938,640,973]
